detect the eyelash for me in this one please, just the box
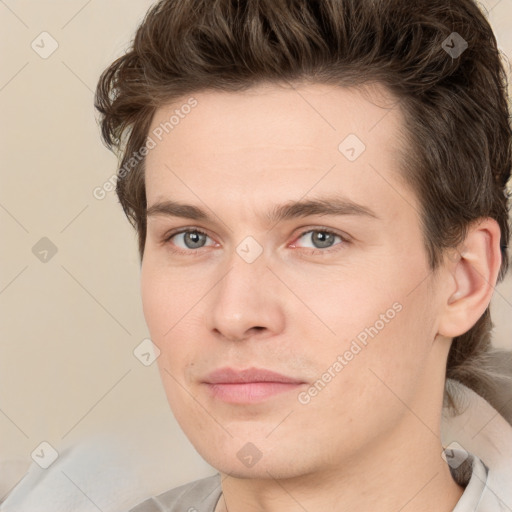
[162,227,350,256]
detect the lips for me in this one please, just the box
[202,367,305,404]
[203,367,304,385]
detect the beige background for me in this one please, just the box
[1,0,511,501]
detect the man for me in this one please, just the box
[94,0,512,511]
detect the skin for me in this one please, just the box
[140,81,501,512]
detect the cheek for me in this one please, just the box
[336,282,436,417]
[301,255,435,395]
[296,296,435,452]
[140,259,200,375]
[281,260,400,349]
[140,272,166,340]
[140,256,195,336]
[142,269,198,421]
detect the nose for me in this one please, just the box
[206,249,286,343]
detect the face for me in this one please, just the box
[140,82,444,479]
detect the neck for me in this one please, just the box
[215,411,464,512]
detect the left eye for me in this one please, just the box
[293,229,344,250]
[167,230,213,250]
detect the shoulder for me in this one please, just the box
[129,474,222,512]
[443,380,512,511]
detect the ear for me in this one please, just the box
[437,218,502,338]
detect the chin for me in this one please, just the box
[207,457,304,480]
[195,439,316,481]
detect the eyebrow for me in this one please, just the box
[146,196,379,226]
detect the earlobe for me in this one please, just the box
[438,218,502,338]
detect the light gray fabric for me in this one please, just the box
[128,474,222,512]
[451,451,489,512]
[127,448,496,512]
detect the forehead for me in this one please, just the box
[144,81,416,221]
[148,81,403,153]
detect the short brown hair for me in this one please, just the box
[95,0,512,418]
